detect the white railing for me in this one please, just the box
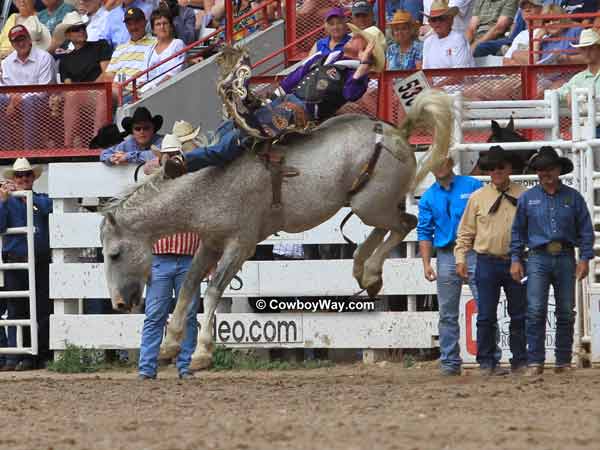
[0,190,38,356]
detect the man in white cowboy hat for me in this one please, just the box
[38,0,75,34]
[422,0,474,69]
[466,0,517,52]
[511,146,594,376]
[138,134,202,380]
[164,23,386,178]
[558,28,600,106]
[0,158,53,371]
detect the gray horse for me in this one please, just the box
[100,89,453,371]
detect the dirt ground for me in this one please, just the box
[1,364,599,450]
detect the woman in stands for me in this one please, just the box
[141,8,185,92]
[386,10,422,70]
[308,7,351,56]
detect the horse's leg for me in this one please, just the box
[190,240,256,371]
[159,243,221,360]
[352,228,388,289]
[360,212,418,297]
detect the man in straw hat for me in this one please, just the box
[511,147,594,376]
[558,28,600,107]
[137,134,203,380]
[422,0,474,69]
[0,158,53,371]
[455,146,527,376]
[164,24,386,178]
[100,106,164,166]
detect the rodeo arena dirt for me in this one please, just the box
[4,0,600,449]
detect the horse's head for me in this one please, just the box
[488,118,524,143]
[100,212,152,313]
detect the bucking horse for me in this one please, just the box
[100,47,455,371]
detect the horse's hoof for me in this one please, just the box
[159,343,181,360]
[190,354,213,371]
[366,278,383,298]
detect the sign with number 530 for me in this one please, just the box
[393,71,431,113]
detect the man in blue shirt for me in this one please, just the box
[0,158,53,371]
[510,146,594,376]
[417,157,483,375]
[100,0,153,48]
[100,106,164,165]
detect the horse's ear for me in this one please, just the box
[105,212,117,228]
[491,120,501,134]
[507,117,515,132]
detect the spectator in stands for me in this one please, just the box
[0,0,51,58]
[534,4,583,64]
[100,106,164,164]
[38,0,74,34]
[208,0,259,41]
[421,0,474,36]
[559,28,600,106]
[502,1,543,64]
[386,10,422,70]
[56,12,112,146]
[455,146,527,376]
[0,25,55,149]
[140,8,185,93]
[159,0,197,44]
[103,7,156,98]
[417,156,483,376]
[0,158,53,371]
[466,0,518,54]
[100,0,153,48]
[351,0,374,30]
[78,0,109,42]
[308,7,350,56]
[422,0,475,69]
[510,146,594,376]
[138,134,202,380]
[375,0,423,24]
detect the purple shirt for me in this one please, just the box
[279,51,369,103]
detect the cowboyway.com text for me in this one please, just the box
[255,298,376,312]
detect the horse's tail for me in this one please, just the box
[395,89,454,190]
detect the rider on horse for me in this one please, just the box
[164,23,386,179]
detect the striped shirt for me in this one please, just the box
[153,232,201,256]
[106,33,157,88]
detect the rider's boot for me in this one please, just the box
[164,128,253,180]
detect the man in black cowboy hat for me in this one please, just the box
[455,145,527,376]
[100,107,164,166]
[511,146,594,376]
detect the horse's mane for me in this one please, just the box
[101,171,166,215]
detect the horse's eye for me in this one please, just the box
[109,251,120,261]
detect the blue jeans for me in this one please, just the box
[184,120,246,172]
[475,254,527,369]
[436,248,478,372]
[526,250,576,366]
[473,38,512,58]
[138,254,201,377]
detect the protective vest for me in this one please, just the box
[292,60,349,121]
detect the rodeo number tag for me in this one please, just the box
[394,71,431,112]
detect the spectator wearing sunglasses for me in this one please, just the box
[100,106,164,165]
[0,158,53,371]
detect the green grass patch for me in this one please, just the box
[210,346,334,371]
[47,344,106,373]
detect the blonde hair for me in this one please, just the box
[542,4,569,23]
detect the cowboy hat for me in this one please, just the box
[159,134,182,153]
[571,28,600,48]
[53,11,89,45]
[3,158,43,180]
[422,0,459,18]
[477,145,523,171]
[346,23,387,72]
[18,15,52,51]
[172,120,201,142]
[121,107,163,134]
[89,123,129,149]
[388,10,417,26]
[527,146,573,175]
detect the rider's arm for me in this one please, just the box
[342,68,369,101]
[279,52,323,93]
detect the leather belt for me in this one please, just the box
[477,253,510,261]
[2,253,28,263]
[532,241,573,255]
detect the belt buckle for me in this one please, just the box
[546,241,562,254]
